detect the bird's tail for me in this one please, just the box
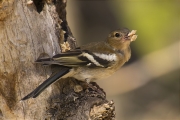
[21,67,70,100]
[35,57,59,66]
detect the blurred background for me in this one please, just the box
[67,0,180,120]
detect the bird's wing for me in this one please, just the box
[35,49,117,68]
[21,67,70,100]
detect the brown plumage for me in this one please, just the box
[21,28,137,100]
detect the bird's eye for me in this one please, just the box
[115,33,121,37]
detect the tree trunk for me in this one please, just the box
[0,0,115,119]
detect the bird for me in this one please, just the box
[21,28,137,100]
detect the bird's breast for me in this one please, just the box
[71,66,119,82]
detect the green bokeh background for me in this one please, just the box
[111,0,179,55]
[67,0,180,119]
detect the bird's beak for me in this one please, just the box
[127,30,138,42]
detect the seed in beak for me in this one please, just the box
[128,30,137,37]
[131,35,138,41]
[128,30,137,42]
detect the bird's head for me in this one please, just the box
[106,28,137,50]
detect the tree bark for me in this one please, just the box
[0,0,115,119]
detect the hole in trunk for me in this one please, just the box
[33,0,44,13]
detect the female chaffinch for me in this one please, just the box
[22,28,137,100]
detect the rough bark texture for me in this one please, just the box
[0,0,115,119]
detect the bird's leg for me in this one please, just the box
[85,78,99,91]
[84,79,106,97]
[83,78,96,91]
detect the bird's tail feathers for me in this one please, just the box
[21,67,70,100]
[35,58,58,65]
